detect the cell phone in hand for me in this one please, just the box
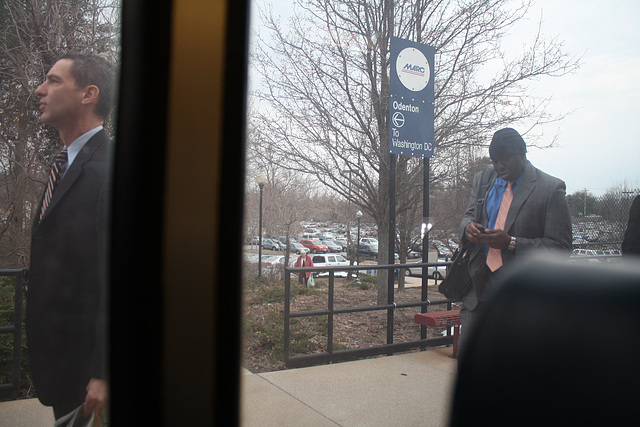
[477,225,487,233]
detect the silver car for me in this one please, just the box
[324,240,343,253]
[406,260,448,280]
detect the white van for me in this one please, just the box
[311,254,355,277]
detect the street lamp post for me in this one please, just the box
[256,172,268,278]
[356,210,363,276]
[421,221,433,288]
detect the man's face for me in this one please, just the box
[35,59,84,129]
[491,154,527,182]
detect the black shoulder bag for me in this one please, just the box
[438,246,473,300]
[438,167,496,300]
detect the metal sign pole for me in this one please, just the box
[387,153,397,346]
[421,157,430,339]
[388,36,435,343]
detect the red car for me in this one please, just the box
[300,239,329,253]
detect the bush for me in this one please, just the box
[244,277,327,364]
[346,276,375,290]
[246,276,321,304]
[250,311,319,360]
[0,275,32,401]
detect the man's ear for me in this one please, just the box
[82,85,100,105]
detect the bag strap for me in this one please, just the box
[474,165,498,224]
[458,165,498,255]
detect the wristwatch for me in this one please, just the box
[508,236,517,252]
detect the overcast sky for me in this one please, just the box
[251,0,640,197]
[513,0,640,196]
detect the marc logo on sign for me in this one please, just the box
[396,47,430,92]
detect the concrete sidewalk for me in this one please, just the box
[0,347,456,426]
[241,347,457,426]
[0,397,54,426]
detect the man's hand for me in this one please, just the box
[465,222,511,249]
[478,229,511,250]
[464,222,485,243]
[83,378,109,418]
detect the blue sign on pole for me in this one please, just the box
[389,37,435,158]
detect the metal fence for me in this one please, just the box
[283,262,455,369]
[283,247,627,369]
[570,190,637,253]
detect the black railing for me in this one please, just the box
[283,252,625,369]
[0,269,26,397]
[0,253,624,394]
[284,262,454,369]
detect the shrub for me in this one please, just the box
[0,275,32,400]
[244,277,328,364]
[254,311,318,360]
[346,279,374,290]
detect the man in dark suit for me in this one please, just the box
[458,128,572,351]
[28,53,114,420]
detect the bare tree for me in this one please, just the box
[271,173,315,267]
[594,183,639,225]
[0,0,120,267]
[250,0,578,304]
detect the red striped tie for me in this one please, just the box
[39,148,68,221]
[486,182,514,272]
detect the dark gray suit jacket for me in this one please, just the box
[459,163,572,310]
[27,130,110,410]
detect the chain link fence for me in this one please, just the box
[570,191,638,255]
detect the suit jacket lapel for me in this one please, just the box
[36,131,107,225]
[505,164,537,232]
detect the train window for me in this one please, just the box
[0,1,120,422]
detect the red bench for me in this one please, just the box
[414,309,461,358]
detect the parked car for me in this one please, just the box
[572,249,597,256]
[311,253,351,267]
[334,237,349,251]
[406,260,448,279]
[602,249,622,256]
[261,238,282,251]
[300,233,320,240]
[364,242,378,255]
[263,254,294,267]
[259,254,278,265]
[287,242,308,254]
[324,240,342,253]
[300,239,329,253]
[407,250,421,259]
[259,254,296,279]
[571,248,607,263]
[244,253,259,263]
[359,237,378,246]
[347,243,378,257]
[311,254,355,277]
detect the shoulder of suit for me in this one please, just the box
[474,164,495,180]
[530,164,566,189]
[80,130,112,157]
[91,129,111,146]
